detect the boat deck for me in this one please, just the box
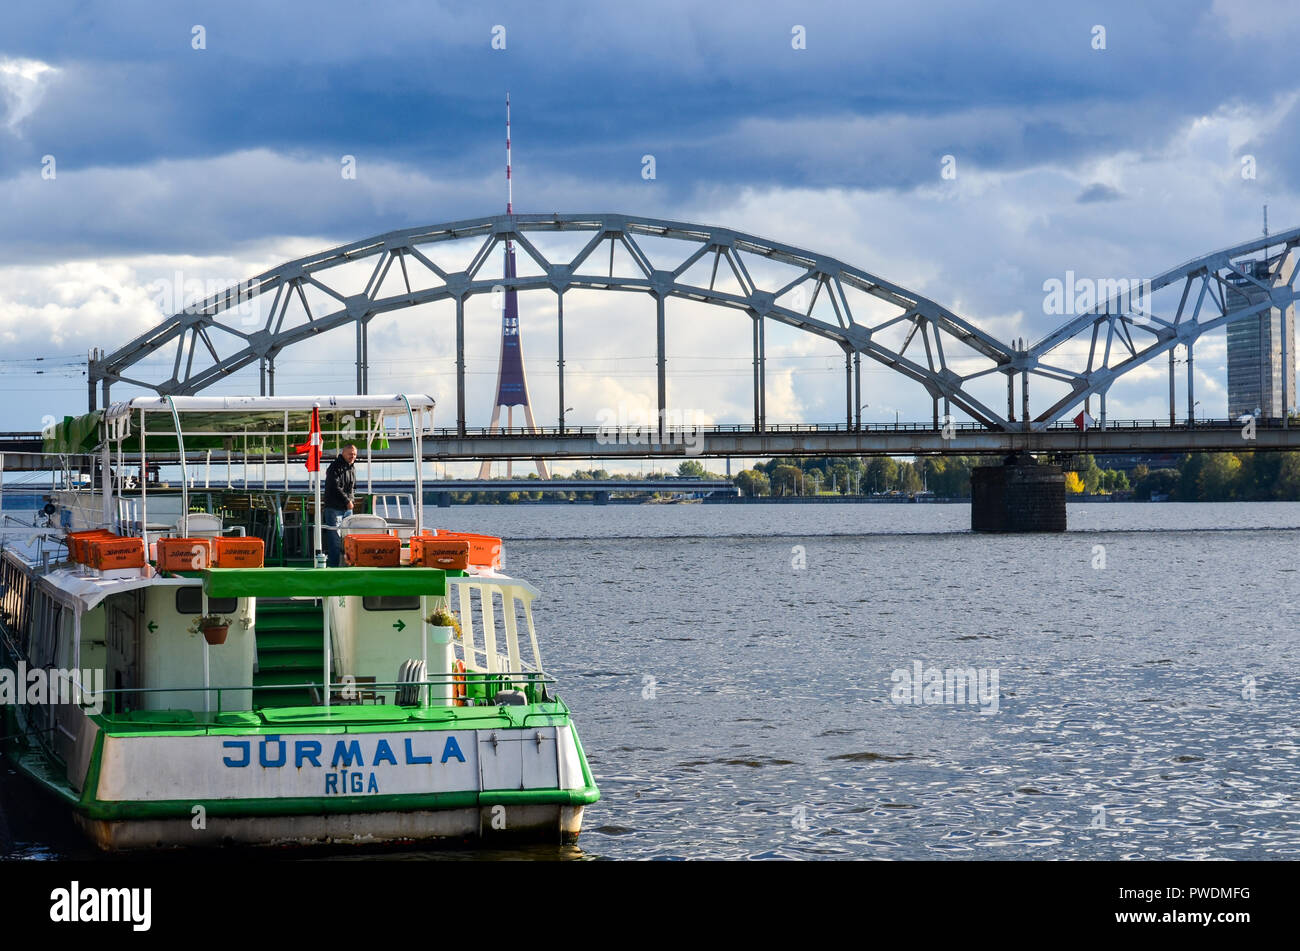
[92,698,572,736]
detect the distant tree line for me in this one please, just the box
[437,463,722,504]
[437,452,1300,503]
[1131,453,1300,501]
[733,456,987,498]
[734,452,1300,501]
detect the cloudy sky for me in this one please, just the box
[2,0,1298,468]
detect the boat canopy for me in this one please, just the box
[89,393,435,541]
[39,566,209,612]
[42,395,436,454]
[35,566,535,612]
[104,394,435,439]
[202,566,449,599]
[42,411,103,454]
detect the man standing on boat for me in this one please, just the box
[322,443,358,567]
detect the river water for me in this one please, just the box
[4,501,1300,860]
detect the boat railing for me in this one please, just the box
[116,496,139,536]
[459,644,516,674]
[85,672,558,720]
[0,548,36,644]
[369,492,418,523]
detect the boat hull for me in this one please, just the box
[76,804,584,850]
[5,720,598,852]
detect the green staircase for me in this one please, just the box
[253,599,324,707]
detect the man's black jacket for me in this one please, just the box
[323,454,355,509]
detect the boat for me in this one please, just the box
[0,394,599,850]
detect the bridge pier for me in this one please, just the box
[593,490,610,506]
[971,453,1066,532]
[435,491,452,508]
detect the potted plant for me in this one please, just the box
[425,608,461,640]
[424,608,463,705]
[189,614,232,646]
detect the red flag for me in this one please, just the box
[1073,411,1095,431]
[293,407,323,472]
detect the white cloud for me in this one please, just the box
[0,56,56,132]
[1,92,1296,432]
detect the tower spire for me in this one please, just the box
[479,93,548,479]
[506,92,513,216]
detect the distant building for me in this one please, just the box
[1225,258,1295,419]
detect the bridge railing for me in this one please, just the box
[0,418,1282,446]
[419,418,1271,437]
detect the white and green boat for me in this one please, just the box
[0,395,598,850]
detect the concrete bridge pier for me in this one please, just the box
[593,490,610,505]
[970,453,1066,532]
[435,491,452,508]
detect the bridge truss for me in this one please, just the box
[88,214,1300,433]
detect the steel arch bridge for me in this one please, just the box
[88,213,1300,433]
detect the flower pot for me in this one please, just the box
[201,625,229,646]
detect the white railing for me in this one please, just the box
[448,576,544,677]
[371,493,418,523]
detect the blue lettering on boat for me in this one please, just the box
[373,738,398,766]
[295,740,322,768]
[222,740,250,767]
[404,738,432,764]
[324,770,380,795]
[223,735,465,770]
[441,736,465,764]
[331,739,363,767]
[259,735,287,768]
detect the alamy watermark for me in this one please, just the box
[149,271,261,326]
[596,404,705,454]
[890,659,1000,715]
[50,881,151,931]
[1042,272,1154,325]
[0,663,104,715]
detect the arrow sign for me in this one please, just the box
[392,619,406,632]
[147,621,158,633]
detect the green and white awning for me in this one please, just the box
[202,567,451,599]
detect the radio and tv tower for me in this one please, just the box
[478,93,549,479]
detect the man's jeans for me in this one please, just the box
[323,507,347,567]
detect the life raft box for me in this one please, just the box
[214,536,265,568]
[156,537,215,572]
[409,536,470,570]
[432,531,503,569]
[68,529,115,564]
[345,533,400,567]
[85,537,146,570]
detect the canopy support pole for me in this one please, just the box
[140,409,148,545]
[201,588,210,714]
[166,396,188,536]
[401,395,423,536]
[322,599,331,710]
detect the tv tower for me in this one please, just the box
[478,93,549,479]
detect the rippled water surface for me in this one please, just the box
[5,501,1300,859]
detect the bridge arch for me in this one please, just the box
[89,214,1300,432]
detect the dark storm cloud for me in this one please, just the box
[0,0,1298,258]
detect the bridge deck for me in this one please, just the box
[1,420,1293,470]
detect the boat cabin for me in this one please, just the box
[4,395,551,732]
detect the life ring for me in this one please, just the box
[452,659,467,706]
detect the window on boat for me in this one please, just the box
[175,588,238,615]
[362,595,421,611]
